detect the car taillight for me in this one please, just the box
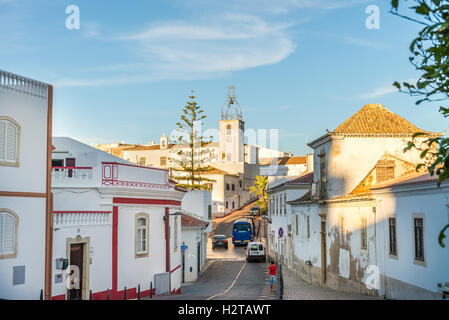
[223,239,227,242]
[213,241,217,243]
[251,235,254,240]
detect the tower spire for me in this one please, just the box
[221,85,242,121]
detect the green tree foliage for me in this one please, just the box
[249,176,268,214]
[169,92,215,190]
[391,0,449,246]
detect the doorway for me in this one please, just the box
[69,243,84,300]
[66,158,76,178]
[320,219,327,283]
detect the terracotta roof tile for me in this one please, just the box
[181,214,209,228]
[259,156,306,166]
[286,172,314,185]
[332,103,440,136]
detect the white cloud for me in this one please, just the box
[361,78,418,99]
[120,14,295,74]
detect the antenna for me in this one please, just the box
[221,85,242,121]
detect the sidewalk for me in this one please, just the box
[281,268,381,300]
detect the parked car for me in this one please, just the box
[246,242,266,262]
[261,214,268,219]
[212,235,228,249]
[249,207,260,216]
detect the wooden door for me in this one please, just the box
[69,243,83,300]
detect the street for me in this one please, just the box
[150,203,275,300]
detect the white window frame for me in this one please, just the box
[135,213,149,258]
[0,209,19,259]
[0,117,21,167]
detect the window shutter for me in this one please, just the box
[5,121,17,162]
[0,121,5,161]
[0,213,15,254]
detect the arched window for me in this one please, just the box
[0,210,18,258]
[0,117,20,166]
[135,213,149,257]
[226,124,232,135]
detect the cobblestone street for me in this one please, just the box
[281,268,381,300]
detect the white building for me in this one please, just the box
[180,191,211,283]
[371,172,449,299]
[267,172,314,267]
[269,103,447,299]
[260,155,313,177]
[0,70,53,300]
[51,137,189,299]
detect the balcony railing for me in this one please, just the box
[52,167,93,179]
[53,211,111,227]
[0,69,49,99]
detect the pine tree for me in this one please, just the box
[169,92,215,190]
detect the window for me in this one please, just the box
[389,218,397,256]
[239,181,242,188]
[139,157,146,166]
[339,216,345,244]
[135,214,149,257]
[284,193,287,215]
[174,216,178,252]
[319,154,327,199]
[414,217,425,263]
[232,184,235,191]
[376,160,395,183]
[360,218,367,250]
[226,124,232,135]
[306,216,310,239]
[226,183,230,191]
[0,210,18,258]
[226,201,229,209]
[160,156,167,166]
[295,215,299,236]
[0,117,20,166]
[232,202,235,209]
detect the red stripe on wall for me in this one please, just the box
[113,198,181,206]
[170,264,182,274]
[165,207,170,273]
[112,206,118,295]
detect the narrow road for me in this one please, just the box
[149,202,275,300]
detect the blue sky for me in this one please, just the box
[0,0,447,155]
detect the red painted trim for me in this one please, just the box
[171,288,181,295]
[52,166,93,170]
[113,198,181,206]
[102,162,169,172]
[51,288,157,300]
[165,207,170,273]
[112,206,118,295]
[170,264,182,274]
[53,211,112,214]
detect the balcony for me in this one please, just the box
[53,211,111,227]
[0,69,49,99]
[52,167,93,180]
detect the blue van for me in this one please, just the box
[232,218,253,246]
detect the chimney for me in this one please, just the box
[306,153,314,173]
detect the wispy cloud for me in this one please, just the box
[342,36,387,49]
[361,78,418,99]
[56,14,296,87]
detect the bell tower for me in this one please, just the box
[219,86,245,163]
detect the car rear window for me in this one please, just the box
[214,236,226,240]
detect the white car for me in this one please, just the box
[246,242,266,262]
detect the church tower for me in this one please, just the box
[219,86,245,163]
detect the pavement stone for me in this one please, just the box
[280,267,381,300]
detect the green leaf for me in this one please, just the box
[438,224,449,248]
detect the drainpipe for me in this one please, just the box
[165,208,170,273]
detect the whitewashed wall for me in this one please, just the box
[375,183,449,299]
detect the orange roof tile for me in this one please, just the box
[332,103,440,136]
[181,214,209,228]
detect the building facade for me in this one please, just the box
[51,137,188,299]
[0,70,53,300]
